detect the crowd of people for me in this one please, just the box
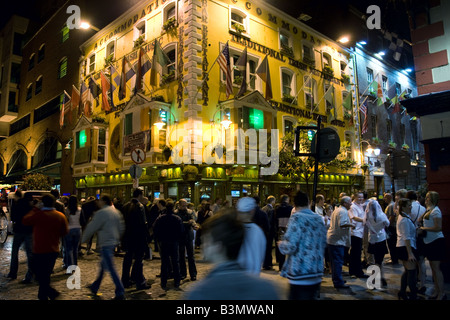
[3,186,447,300]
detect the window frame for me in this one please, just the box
[229,7,250,37]
[87,53,96,75]
[38,44,45,63]
[35,75,43,95]
[280,67,296,98]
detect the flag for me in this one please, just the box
[387,83,397,101]
[392,95,401,114]
[376,76,384,104]
[329,106,336,121]
[256,54,272,100]
[398,90,407,101]
[110,65,120,105]
[235,47,247,97]
[368,80,378,95]
[150,40,171,86]
[88,76,100,100]
[137,48,152,92]
[384,30,404,61]
[100,70,111,112]
[218,42,232,98]
[71,84,80,116]
[119,56,136,99]
[60,90,71,129]
[342,92,352,110]
[360,102,368,135]
[80,81,92,117]
[323,85,334,104]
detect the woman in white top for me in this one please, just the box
[396,198,417,300]
[64,195,83,272]
[417,191,446,300]
[364,199,389,287]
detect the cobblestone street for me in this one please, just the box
[0,234,448,301]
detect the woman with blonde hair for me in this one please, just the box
[417,191,446,300]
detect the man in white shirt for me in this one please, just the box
[327,196,355,289]
[348,192,368,278]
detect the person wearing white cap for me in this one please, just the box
[236,197,266,275]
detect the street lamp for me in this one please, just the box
[80,22,100,32]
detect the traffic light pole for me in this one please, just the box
[294,115,322,210]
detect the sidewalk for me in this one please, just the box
[0,235,448,301]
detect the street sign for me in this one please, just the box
[311,127,341,163]
[131,147,146,164]
[129,164,143,179]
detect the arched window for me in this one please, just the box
[35,75,43,95]
[58,57,68,79]
[229,8,249,36]
[8,149,27,174]
[38,43,45,63]
[32,137,62,168]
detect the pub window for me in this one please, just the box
[58,57,68,79]
[304,75,317,109]
[302,43,315,66]
[279,31,292,56]
[324,84,335,112]
[135,20,146,40]
[124,113,133,136]
[38,44,45,63]
[35,75,43,95]
[382,75,388,94]
[163,1,176,25]
[283,116,296,136]
[322,53,332,68]
[226,47,260,92]
[164,45,176,79]
[158,109,168,149]
[281,68,295,98]
[340,61,347,76]
[76,129,87,149]
[371,115,377,137]
[367,68,374,83]
[106,41,115,61]
[395,82,402,95]
[98,128,106,162]
[88,53,95,74]
[230,8,248,34]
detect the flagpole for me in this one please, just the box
[289,71,313,108]
[312,84,333,113]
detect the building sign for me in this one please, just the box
[270,101,346,128]
[202,167,227,180]
[123,130,150,154]
[91,0,169,51]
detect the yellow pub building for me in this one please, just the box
[73,0,363,205]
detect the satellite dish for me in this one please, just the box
[311,128,341,163]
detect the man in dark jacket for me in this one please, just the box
[120,188,150,290]
[175,199,197,281]
[261,195,276,270]
[274,194,293,271]
[7,190,34,283]
[153,200,183,290]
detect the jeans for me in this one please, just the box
[64,228,81,267]
[31,252,59,300]
[179,238,197,278]
[91,245,124,297]
[9,233,33,281]
[121,246,146,287]
[160,242,181,287]
[328,244,346,287]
